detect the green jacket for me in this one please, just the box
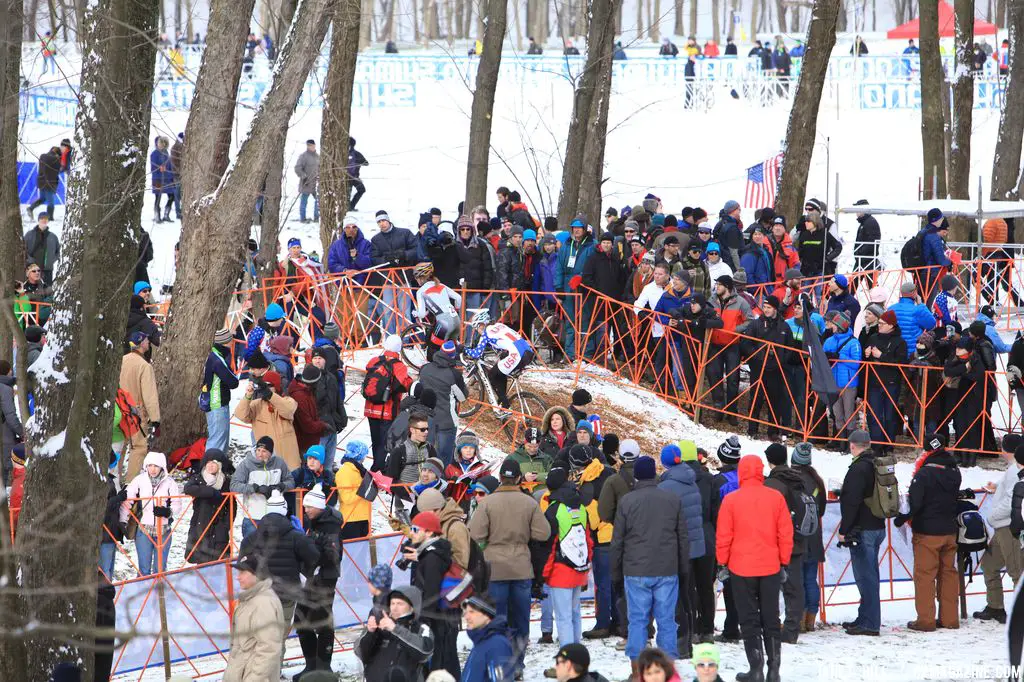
[509,446,553,485]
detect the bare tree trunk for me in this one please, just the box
[320,0,362,255]
[154,0,336,451]
[578,37,614,227]
[458,0,467,37]
[776,0,786,30]
[750,0,758,40]
[0,0,24,365]
[921,0,948,199]
[4,0,157,674]
[46,0,57,35]
[998,0,1008,24]
[836,0,847,30]
[947,0,974,241]
[25,0,39,40]
[650,0,660,40]
[465,0,509,212]
[360,0,373,52]
[675,0,684,34]
[691,0,698,36]
[556,0,616,226]
[791,2,801,30]
[775,0,840,224]
[578,0,589,37]
[175,0,182,35]
[636,0,643,39]
[511,0,523,49]
[993,0,1024,199]
[712,0,720,41]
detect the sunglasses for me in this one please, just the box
[695,661,718,669]
[27,269,40,274]
[624,228,636,233]
[459,227,472,232]
[411,426,429,432]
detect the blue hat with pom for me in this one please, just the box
[343,440,369,462]
[133,281,151,296]
[523,229,537,241]
[660,443,682,468]
[265,302,285,321]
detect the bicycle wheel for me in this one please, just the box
[501,391,549,443]
[400,323,429,370]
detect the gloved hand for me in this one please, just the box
[779,564,788,583]
[569,275,583,291]
[894,513,910,528]
[717,566,730,582]
[152,505,172,518]
[253,484,271,497]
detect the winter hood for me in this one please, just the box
[143,452,167,472]
[201,448,234,475]
[542,406,574,433]
[738,455,765,487]
[662,461,697,486]
[868,286,889,305]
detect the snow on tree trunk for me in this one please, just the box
[320,0,363,255]
[775,0,840,228]
[0,0,24,365]
[578,15,617,226]
[556,0,617,227]
[921,0,949,200]
[993,0,1024,201]
[464,0,508,213]
[6,0,158,675]
[153,0,338,453]
[948,0,975,241]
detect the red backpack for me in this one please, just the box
[115,389,142,437]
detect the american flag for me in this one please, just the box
[744,153,783,208]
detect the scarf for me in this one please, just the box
[203,462,225,490]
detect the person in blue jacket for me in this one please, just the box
[739,228,773,291]
[655,272,693,393]
[554,218,596,361]
[822,311,861,440]
[327,215,373,283]
[461,594,515,682]
[825,274,861,322]
[975,304,1012,354]
[919,209,952,305]
[533,235,560,312]
[887,281,935,358]
[149,136,175,224]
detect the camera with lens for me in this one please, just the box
[251,377,273,401]
[837,528,861,549]
[395,540,416,571]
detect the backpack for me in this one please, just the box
[466,538,491,593]
[718,469,739,501]
[361,355,396,403]
[900,233,926,270]
[784,482,819,538]
[440,560,475,609]
[553,502,591,572]
[957,508,989,555]
[865,454,900,519]
[115,388,142,437]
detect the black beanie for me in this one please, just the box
[256,435,275,452]
[764,443,788,466]
[602,434,619,458]
[24,325,44,343]
[1003,434,1023,454]
[546,467,569,491]
[572,389,592,406]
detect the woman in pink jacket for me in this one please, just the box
[121,452,184,576]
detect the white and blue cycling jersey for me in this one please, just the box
[466,322,533,375]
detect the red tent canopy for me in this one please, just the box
[887,0,998,39]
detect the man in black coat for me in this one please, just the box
[582,232,628,359]
[764,444,807,643]
[680,439,716,642]
[427,227,463,289]
[294,484,343,676]
[27,146,61,220]
[709,437,742,641]
[745,295,794,438]
[838,430,886,636]
[895,435,962,631]
[852,200,881,291]
[404,510,461,679]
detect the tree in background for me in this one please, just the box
[464,0,509,212]
[992,0,1024,201]
[920,0,949,200]
[947,0,975,242]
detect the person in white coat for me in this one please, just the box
[974,435,1024,623]
[120,452,184,576]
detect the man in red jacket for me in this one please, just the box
[717,455,794,682]
[364,335,414,470]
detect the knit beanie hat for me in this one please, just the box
[660,444,682,468]
[305,444,326,465]
[864,302,885,319]
[265,490,287,515]
[634,456,657,480]
[572,389,592,406]
[383,334,403,354]
[421,457,445,480]
[879,310,898,327]
[941,274,958,292]
[791,442,813,466]
[575,420,594,438]
[255,435,275,453]
[1003,434,1023,454]
[368,563,394,592]
[322,321,341,339]
[619,439,640,462]
[213,328,233,345]
[764,443,788,466]
[417,487,445,512]
[302,483,327,510]
[568,444,594,469]
[602,434,619,459]
[678,440,698,462]
[546,467,569,491]
[717,435,742,463]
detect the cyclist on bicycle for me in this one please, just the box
[413,261,462,358]
[465,310,535,409]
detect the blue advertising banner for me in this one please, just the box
[17,160,67,204]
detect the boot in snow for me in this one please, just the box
[293,630,317,680]
[764,632,782,682]
[316,628,334,669]
[153,205,163,224]
[735,636,765,682]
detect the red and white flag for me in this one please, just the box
[744,153,783,208]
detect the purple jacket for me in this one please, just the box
[327,228,373,282]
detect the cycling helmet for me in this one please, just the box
[414,262,435,279]
[469,310,491,327]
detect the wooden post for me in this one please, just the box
[957,552,968,619]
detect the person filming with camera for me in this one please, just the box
[838,430,889,637]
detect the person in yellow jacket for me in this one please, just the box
[336,439,372,540]
[567,444,617,639]
[120,331,161,480]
